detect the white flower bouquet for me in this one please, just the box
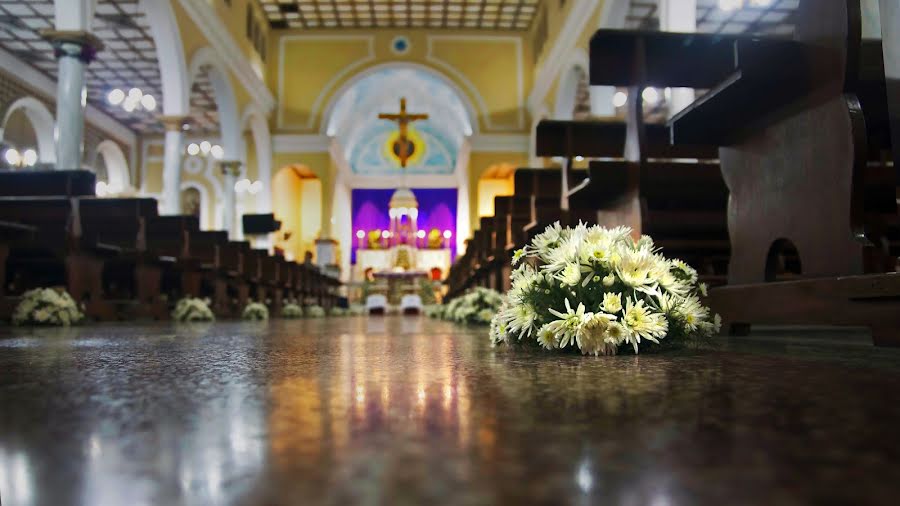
[442,287,504,325]
[424,305,445,319]
[172,297,215,322]
[305,305,326,318]
[242,301,269,321]
[330,307,348,317]
[491,222,721,356]
[11,288,84,326]
[282,302,304,319]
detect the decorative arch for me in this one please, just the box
[553,48,590,120]
[180,181,211,230]
[138,0,189,116]
[529,103,550,166]
[189,47,241,161]
[241,104,272,213]
[0,97,55,163]
[321,62,480,137]
[93,140,131,193]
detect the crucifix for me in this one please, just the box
[378,97,428,168]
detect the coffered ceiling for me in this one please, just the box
[259,0,540,30]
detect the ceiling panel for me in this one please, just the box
[259,0,540,31]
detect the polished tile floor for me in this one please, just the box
[2,317,900,505]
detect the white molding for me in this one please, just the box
[0,47,136,147]
[140,0,189,116]
[177,0,275,114]
[277,35,376,130]
[528,0,600,115]
[273,134,331,153]
[469,134,530,153]
[426,35,524,131]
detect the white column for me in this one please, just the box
[219,160,242,239]
[659,0,697,117]
[160,116,188,215]
[45,33,101,170]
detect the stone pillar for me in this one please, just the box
[159,116,189,215]
[659,0,697,117]
[43,31,102,170]
[218,160,242,239]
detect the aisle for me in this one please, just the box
[1,318,900,505]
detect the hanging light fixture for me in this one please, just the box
[2,146,38,168]
[185,141,224,159]
[719,0,772,11]
[107,87,157,112]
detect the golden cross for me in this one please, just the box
[378,97,428,168]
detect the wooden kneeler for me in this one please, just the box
[664,0,900,345]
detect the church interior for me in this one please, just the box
[1,0,899,504]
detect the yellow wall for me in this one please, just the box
[468,152,528,233]
[272,167,322,261]
[271,30,530,134]
[477,178,514,219]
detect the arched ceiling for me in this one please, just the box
[327,67,473,176]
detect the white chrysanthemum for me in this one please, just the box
[575,312,619,356]
[537,323,560,349]
[546,298,589,348]
[541,233,582,272]
[616,247,658,292]
[531,221,563,253]
[676,295,711,332]
[490,312,509,346]
[670,259,699,284]
[511,248,526,266]
[556,262,585,287]
[503,301,538,339]
[622,298,669,352]
[602,274,616,287]
[601,292,623,314]
[698,282,709,297]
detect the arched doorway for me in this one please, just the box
[0,97,55,167]
[272,165,322,262]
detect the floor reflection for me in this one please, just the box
[2,318,900,505]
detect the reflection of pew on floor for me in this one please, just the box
[0,170,341,321]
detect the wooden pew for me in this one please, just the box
[78,197,167,319]
[643,1,900,344]
[0,169,96,197]
[0,220,37,317]
[537,118,729,284]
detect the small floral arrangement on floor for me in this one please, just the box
[242,301,269,321]
[424,305,445,319]
[281,302,303,319]
[172,297,215,322]
[348,304,367,316]
[12,288,84,326]
[443,287,504,325]
[330,307,349,317]
[305,305,326,318]
[490,222,721,356]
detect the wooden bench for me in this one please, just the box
[650,1,900,344]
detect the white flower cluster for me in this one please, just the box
[172,297,214,322]
[330,307,348,317]
[11,288,84,326]
[424,305,446,319]
[491,222,721,356]
[242,301,269,321]
[305,305,326,318]
[440,287,504,325]
[282,303,304,319]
